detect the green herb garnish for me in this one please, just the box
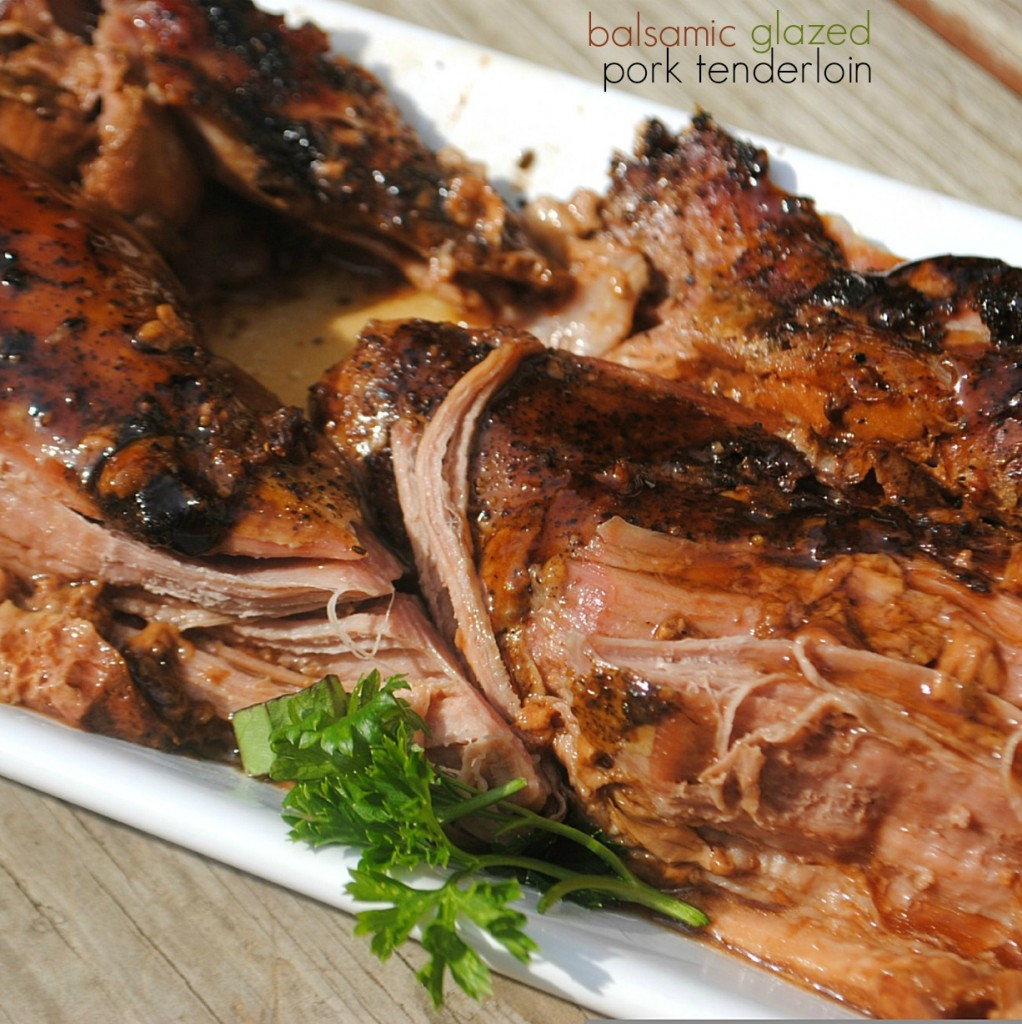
[233,670,708,1007]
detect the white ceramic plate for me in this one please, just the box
[2,1,1021,1019]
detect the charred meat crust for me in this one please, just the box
[312,319,507,554]
[602,116,1022,529]
[0,125,552,798]
[0,136,548,801]
[464,342,1021,629]
[603,112,847,326]
[322,319,1020,594]
[0,147,366,556]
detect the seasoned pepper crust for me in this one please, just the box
[0,147,551,797]
[0,146,373,557]
[320,319,1021,595]
[312,319,507,554]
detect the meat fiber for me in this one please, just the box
[0,0,567,308]
[319,318,1022,1018]
[0,146,549,806]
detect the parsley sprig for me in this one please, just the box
[233,670,708,1007]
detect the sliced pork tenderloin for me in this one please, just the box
[320,317,1022,1018]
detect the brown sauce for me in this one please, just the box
[201,258,462,406]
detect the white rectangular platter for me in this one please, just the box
[2,1,1021,1019]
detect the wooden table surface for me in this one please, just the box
[2,2,1020,1023]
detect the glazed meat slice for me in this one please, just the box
[322,318,1022,1018]
[596,115,1022,527]
[312,319,514,558]
[0,0,567,306]
[0,144,387,564]
[94,0,563,301]
[0,149,548,803]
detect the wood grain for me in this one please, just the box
[893,0,1022,96]
[0,776,587,1024]
[1,2,1020,1023]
